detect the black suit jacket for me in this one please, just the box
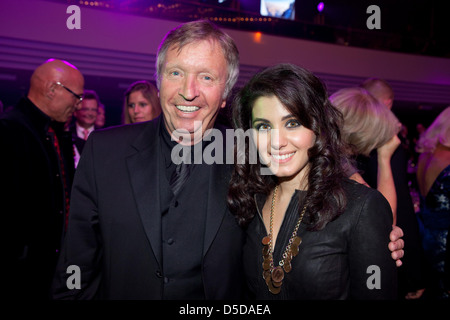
[52,116,245,299]
[246,180,397,299]
[0,98,75,299]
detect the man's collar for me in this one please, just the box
[75,122,95,134]
[17,97,53,132]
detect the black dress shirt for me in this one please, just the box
[159,124,215,299]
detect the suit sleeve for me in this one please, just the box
[348,189,398,299]
[0,120,29,296]
[52,134,103,299]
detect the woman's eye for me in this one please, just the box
[170,70,180,76]
[286,120,300,128]
[127,104,134,109]
[255,123,271,131]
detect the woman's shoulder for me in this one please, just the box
[342,177,373,197]
[341,178,392,220]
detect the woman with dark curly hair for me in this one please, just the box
[228,63,397,299]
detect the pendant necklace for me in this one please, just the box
[262,185,306,294]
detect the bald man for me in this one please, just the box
[0,59,84,299]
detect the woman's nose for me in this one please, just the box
[270,129,288,150]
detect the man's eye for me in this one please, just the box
[168,70,181,77]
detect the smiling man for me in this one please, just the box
[52,20,245,300]
[70,90,100,159]
[156,21,239,146]
[158,40,227,145]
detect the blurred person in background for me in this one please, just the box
[0,59,84,299]
[360,78,425,299]
[70,89,100,166]
[415,106,450,300]
[95,103,106,129]
[330,87,401,225]
[122,80,161,124]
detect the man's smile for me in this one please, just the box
[176,105,200,112]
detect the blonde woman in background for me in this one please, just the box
[122,80,161,124]
[95,103,106,128]
[330,87,401,225]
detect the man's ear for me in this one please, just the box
[46,81,57,100]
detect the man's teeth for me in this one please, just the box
[272,152,295,160]
[176,105,199,112]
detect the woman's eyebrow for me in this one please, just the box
[281,114,296,121]
[252,117,268,124]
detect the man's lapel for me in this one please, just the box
[126,117,163,265]
[203,162,231,256]
[125,118,233,262]
[203,124,232,256]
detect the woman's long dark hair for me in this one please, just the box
[227,63,348,230]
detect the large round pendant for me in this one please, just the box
[271,266,285,282]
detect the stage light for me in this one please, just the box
[253,31,262,43]
[317,2,324,12]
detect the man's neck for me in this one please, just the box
[27,94,53,120]
[76,122,94,130]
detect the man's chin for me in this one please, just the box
[172,130,202,146]
[172,125,208,145]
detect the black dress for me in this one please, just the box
[418,165,450,299]
[243,179,398,300]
